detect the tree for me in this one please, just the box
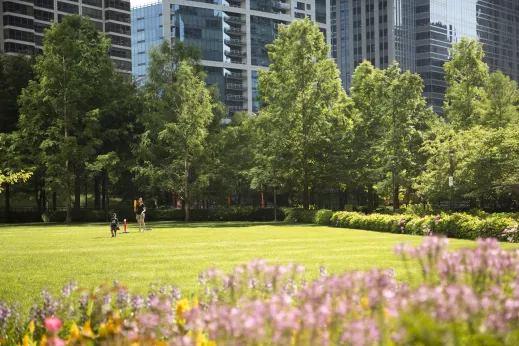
[443,37,489,129]
[135,42,215,221]
[349,61,385,211]
[0,52,34,133]
[18,15,117,222]
[256,18,354,209]
[481,70,519,128]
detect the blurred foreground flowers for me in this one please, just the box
[2,237,519,345]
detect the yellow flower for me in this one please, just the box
[195,332,216,346]
[39,335,47,346]
[360,296,369,309]
[69,323,80,339]
[0,337,6,345]
[193,297,199,309]
[82,321,94,339]
[22,335,30,346]
[98,323,108,338]
[29,321,35,334]
[176,299,191,324]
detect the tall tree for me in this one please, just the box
[377,63,435,210]
[481,70,519,128]
[18,15,117,222]
[349,61,385,211]
[0,52,34,133]
[256,17,353,209]
[443,37,488,129]
[135,42,215,221]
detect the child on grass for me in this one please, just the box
[110,213,120,237]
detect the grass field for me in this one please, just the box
[1,221,518,314]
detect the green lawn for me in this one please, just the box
[1,222,517,314]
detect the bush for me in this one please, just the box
[314,209,333,225]
[330,210,518,241]
[281,208,318,223]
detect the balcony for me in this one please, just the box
[224,27,246,35]
[272,1,290,10]
[228,105,247,112]
[227,95,248,101]
[225,38,246,46]
[226,72,247,79]
[224,16,245,24]
[225,50,246,58]
[226,83,247,90]
[226,0,243,8]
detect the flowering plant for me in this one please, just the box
[1,237,519,345]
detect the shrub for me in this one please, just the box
[314,209,333,225]
[281,208,318,223]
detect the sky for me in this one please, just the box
[131,0,158,8]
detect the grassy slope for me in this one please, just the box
[1,222,517,314]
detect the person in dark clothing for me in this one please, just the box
[135,197,146,233]
[110,213,120,237]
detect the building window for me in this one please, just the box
[82,6,102,20]
[57,2,79,14]
[295,12,305,19]
[3,15,33,29]
[35,0,54,10]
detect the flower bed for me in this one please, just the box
[2,237,519,345]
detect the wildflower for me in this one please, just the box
[29,320,35,334]
[130,295,144,310]
[136,312,160,328]
[69,323,80,339]
[82,321,94,339]
[44,317,62,333]
[176,299,191,324]
[47,336,65,346]
[198,273,206,285]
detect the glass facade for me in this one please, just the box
[334,0,519,111]
[131,0,330,116]
[132,3,164,80]
[1,0,132,71]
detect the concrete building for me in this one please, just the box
[0,0,132,72]
[131,0,331,117]
[332,0,519,113]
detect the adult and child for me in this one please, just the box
[109,197,148,237]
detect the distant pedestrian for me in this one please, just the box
[135,197,146,233]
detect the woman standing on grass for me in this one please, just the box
[135,197,146,232]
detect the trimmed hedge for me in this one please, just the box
[282,207,518,241]
[331,211,517,240]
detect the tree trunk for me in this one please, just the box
[367,184,374,213]
[41,187,46,212]
[303,181,309,210]
[4,183,10,223]
[101,170,106,211]
[393,185,400,211]
[35,178,41,213]
[184,158,189,222]
[94,175,100,209]
[74,172,81,212]
[53,192,57,211]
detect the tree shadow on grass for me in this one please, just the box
[1,221,321,229]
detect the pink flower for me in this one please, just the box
[47,336,66,346]
[44,317,62,333]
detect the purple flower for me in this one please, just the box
[319,266,327,277]
[131,294,144,310]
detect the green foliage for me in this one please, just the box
[0,52,34,133]
[282,208,319,224]
[314,209,334,225]
[444,37,489,129]
[330,210,517,240]
[481,70,519,128]
[135,41,217,221]
[17,15,119,222]
[255,18,354,209]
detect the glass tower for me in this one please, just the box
[131,0,331,120]
[333,0,519,113]
[0,0,132,72]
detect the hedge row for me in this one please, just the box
[282,208,518,241]
[32,206,283,223]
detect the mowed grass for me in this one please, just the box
[1,221,518,314]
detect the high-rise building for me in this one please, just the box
[131,0,331,117]
[332,0,519,113]
[0,0,132,72]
